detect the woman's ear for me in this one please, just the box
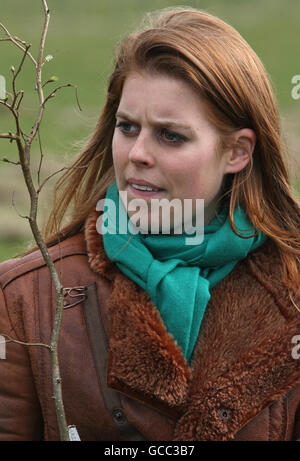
[224,128,256,174]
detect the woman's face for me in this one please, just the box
[112,71,235,229]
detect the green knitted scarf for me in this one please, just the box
[101,181,267,363]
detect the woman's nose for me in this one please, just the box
[128,132,155,167]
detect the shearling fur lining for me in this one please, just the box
[85,211,191,410]
[174,318,300,440]
[85,210,300,438]
[175,244,300,440]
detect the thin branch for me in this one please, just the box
[0,132,18,140]
[0,99,19,122]
[0,333,51,350]
[37,162,90,194]
[11,44,31,108]
[73,85,82,112]
[2,157,20,165]
[26,0,50,148]
[37,127,43,190]
[38,1,50,75]
[37,167,68,194]
[1,0,74,441]
[42,76,58,88]
[0,24,37,66]
[43,83,82,111]
[11,191,29,220]
[15,90,24,111]
[0,99,23,138]
[30,1,70,441]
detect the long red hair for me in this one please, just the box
[43,7,300,290]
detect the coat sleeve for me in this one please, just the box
[0,286,43,440]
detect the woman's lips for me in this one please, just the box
[127,177,163,189]
[128,183,165,198]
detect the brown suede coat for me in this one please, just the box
[0,210,299,441]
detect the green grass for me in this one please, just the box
[1,0,300,261]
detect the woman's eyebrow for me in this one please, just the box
[115,110,193,132]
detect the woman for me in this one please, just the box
[0,7,299,441]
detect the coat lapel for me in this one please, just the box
[85,210,300,437]
[85,211,191,417]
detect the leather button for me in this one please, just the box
[217,408,232,422]
[112,408,127,425]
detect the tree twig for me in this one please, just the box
[2,157,20,165]
[1,333,51,350]
[1,0,71,441]
[43,83,82,111]
[11,191,29,219]
[0,23,36,66]
[36,163,90,194]
[11,43,31,108]
[37,127,44,191]
[0,132,19,140]
[26,0,50,149]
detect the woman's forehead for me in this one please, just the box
[117,71,213,131]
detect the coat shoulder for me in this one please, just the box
[0,233,88,290]
[244,238,300,320]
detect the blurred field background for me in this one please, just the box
[1,0,300,261]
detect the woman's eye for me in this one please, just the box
[161,129,187,145]
[115,121,138,135]
[115,122,187,145]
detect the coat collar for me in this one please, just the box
[85,211,300,437]
[85,211,191,417]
